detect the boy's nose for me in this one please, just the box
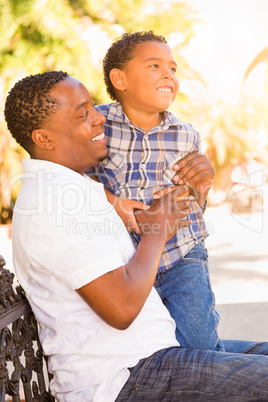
[163,70,174,80]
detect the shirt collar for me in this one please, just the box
[107,102,183,132]
[21,159,104,190]
[22,159,86,181]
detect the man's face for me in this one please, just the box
[44,77,107,174]
[120,41,179,114]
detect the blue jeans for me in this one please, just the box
[154,241,224,350]
[116,340,268,401]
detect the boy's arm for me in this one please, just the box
[89,175,149,233]
[104,188,149,234]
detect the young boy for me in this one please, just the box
[87,31,223,350]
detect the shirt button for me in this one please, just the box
[102,158,107,165]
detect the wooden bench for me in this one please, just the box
[0,254,54,401]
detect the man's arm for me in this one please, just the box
[76,186,191,330]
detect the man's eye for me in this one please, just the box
[80,111,89,118]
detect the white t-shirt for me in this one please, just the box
[12,159,179,402]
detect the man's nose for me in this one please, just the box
[93,111,106,126]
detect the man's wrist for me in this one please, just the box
[188,186,207,212]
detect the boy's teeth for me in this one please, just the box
[158,87,171,92]
[92,133,105,142]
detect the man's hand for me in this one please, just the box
[134,186,192,241]
[172,152,215,206]
[153,184,197,200]
[153,152,215,207]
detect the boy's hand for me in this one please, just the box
[134,186,192,241]
[113,197,149,234]
[172,152,215,207]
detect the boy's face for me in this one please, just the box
[119,41,179,114]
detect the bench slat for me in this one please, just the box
[0,299,31,330]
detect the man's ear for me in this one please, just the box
[109,69,126,91]
[32,129,54,150]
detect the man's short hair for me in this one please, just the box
[4,71,69,154]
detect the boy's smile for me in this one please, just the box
[156,87,173,93]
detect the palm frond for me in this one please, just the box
[243,46,268,83]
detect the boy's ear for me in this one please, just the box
[32,129,54,150]
[109,68,126,91]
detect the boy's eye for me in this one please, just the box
[150,64,159,68]
[170,67,177,74]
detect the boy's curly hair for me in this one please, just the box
[4,71,68,155]
[103,31,167,101]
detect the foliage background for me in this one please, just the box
[0,0,267,223]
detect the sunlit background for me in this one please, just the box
[186,0,268,103]
[1,0,268,215]
[0,0,268,339]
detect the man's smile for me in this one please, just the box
[92,132,106,142]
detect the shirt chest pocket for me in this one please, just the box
[163,152,188,183]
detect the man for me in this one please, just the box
[5,71,268,402]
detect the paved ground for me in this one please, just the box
[205,183,268,341]
[1,184,268,342]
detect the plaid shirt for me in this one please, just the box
[88,102,208,272]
